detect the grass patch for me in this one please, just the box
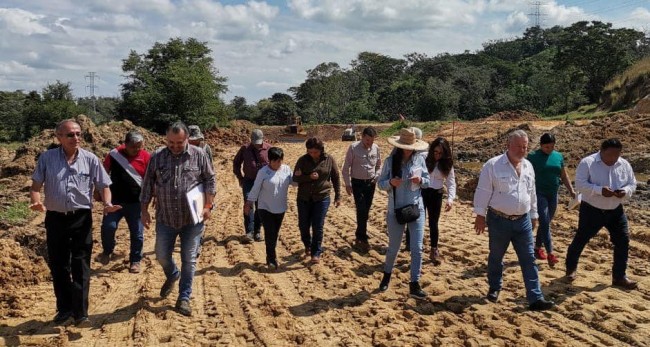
[0,201,34,226]
[0,141,23,151]
[379,120,410,137]
[414,121,442,135]
[544,104,612,121]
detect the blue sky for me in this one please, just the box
[1,0,649,104]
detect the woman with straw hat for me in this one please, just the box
[377,127,430,299]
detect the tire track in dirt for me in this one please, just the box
[217,174,368,345]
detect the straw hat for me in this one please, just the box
[387,127,429,151]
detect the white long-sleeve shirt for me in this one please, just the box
[341,141,381,186]
[575,152,636,210]
[426,165,456,203]
[246,164,293,214]
[473,153,538,219]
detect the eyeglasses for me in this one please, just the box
[64,132,82,138]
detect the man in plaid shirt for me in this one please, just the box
[140,121,216,317]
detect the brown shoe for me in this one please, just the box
[129,262,141,274]
[565,269,577,282]
[310,255,320,264]
[430,248,442,266]
[612,277,638,290]
[355,240,370,253]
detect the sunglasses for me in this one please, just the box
[64,132,82,138]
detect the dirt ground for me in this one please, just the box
[1,114,650,346]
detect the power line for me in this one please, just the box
[85,72,99,114]
[528,1,547,27]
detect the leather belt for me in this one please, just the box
[351,178,374,184]
[488,207,526,221]
[49,209,87,216]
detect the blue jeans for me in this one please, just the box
[487,210,544,304]
[351,179,376,242]
[566,203,629,280]
[242,179,261,235]
[384,207,425,282]
[297,197,330,257]
[535,192,558,254]
[101,202,144,263]
[155,222,203,301]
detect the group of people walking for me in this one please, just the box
[29,119,639,325]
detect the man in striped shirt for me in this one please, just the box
[30,119,118,327]
[140,121,216,317]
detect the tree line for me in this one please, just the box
[0,21,648,141]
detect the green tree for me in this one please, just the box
[119,37,228,133]
[554,21,647,103]
[229,96,260,122]
[0,90,27,141]
[77,97,120,124]
[257,93,297,125]
[292,62,353,123]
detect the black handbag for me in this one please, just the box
[393,186,420,224]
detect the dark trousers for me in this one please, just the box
[45,209,93,319]
[351,178,376,242]
[242,179,261,236]
[421,188,443,248]
[258,209,285,263]
[566,202,629,280]
[100,202,143,263]
[297,197,331,257]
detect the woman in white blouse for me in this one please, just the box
[245,147,294,270]
[422,137,456,265]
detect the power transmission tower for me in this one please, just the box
[528,1,546,28]
[85,72,99,114]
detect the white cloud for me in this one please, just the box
[178,0,278,40]
[0,8,50,35]
[544,1,594,26]
[256,81,291,89]
[74,13,142,31]
[70,0,176,15]
[0,60,35,76]
[1,1,648,104]
[287,0,482,31]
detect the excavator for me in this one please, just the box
[279,115,308,142]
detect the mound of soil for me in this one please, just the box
[0,115,161,178]
[0,237,49,318]
[483,110,540,121]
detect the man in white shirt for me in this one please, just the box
[565,139,638,289]
[473,130,554,311]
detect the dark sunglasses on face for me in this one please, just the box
[64,132,82,138]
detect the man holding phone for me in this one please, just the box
[565,139,638,289]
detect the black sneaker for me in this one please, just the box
[242,233,254,244]
[97,252,112,265]
[529,298,555,311]
[176,299,192,317]
[74,316,92,328]
[486,289,500,303]
[379,272,391,292]
[267,260,278,271]
[53,311,73,325]
[409,281,427,300]
[160,272,180,298]
[355,240,370,253]
[254,233,263,242]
